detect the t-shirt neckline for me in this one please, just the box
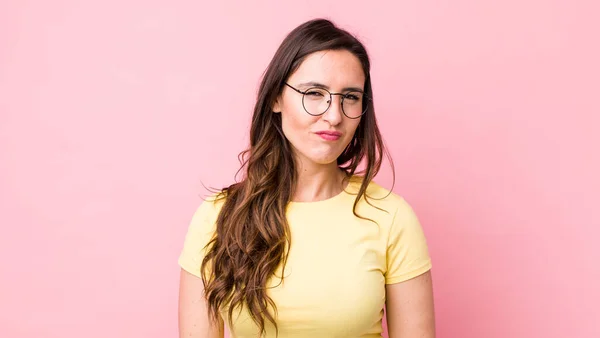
[287,175,363,208]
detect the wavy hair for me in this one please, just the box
[200,18,394,335]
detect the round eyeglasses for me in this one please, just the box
[284,83,369,119]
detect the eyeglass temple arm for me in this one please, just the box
[284,82,305,94]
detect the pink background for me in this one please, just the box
[1,1,598,337]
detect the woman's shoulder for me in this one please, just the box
[193,189,229,220]
[347,175,407,206]
[343,176,421,225]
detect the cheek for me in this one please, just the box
[280,104,315,137]
[344,121,361,142]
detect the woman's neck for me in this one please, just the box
[291,164,348,203]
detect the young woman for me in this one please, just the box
[178,18,435,338]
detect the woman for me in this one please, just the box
[178,18,435,337]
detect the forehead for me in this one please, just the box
[288,50,365,89]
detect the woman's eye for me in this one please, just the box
[345,94,360,101]
[306,91,324,97]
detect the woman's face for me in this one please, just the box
[273,49,365,169]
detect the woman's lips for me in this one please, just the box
[315,131,342,141]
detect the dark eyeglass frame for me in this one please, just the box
[284,82,370,119]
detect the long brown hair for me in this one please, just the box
[200,18,394,335]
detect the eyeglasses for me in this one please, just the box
[284,83,370,119]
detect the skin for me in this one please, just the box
[178,49,435,337]
[272,49,364,202]
[386,271,436,337]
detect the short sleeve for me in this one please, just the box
[178,196,220,278]
[385,198,432,284]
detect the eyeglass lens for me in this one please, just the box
[302,87,366,118]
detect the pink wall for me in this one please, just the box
[1,1,598,337]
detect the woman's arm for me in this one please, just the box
[385,270,436,338]
[178,268,224,338]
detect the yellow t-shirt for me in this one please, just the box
[178,176,432,337]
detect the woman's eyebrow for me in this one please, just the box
[297,81,364,92]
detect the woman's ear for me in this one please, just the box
[272,96,281,113]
